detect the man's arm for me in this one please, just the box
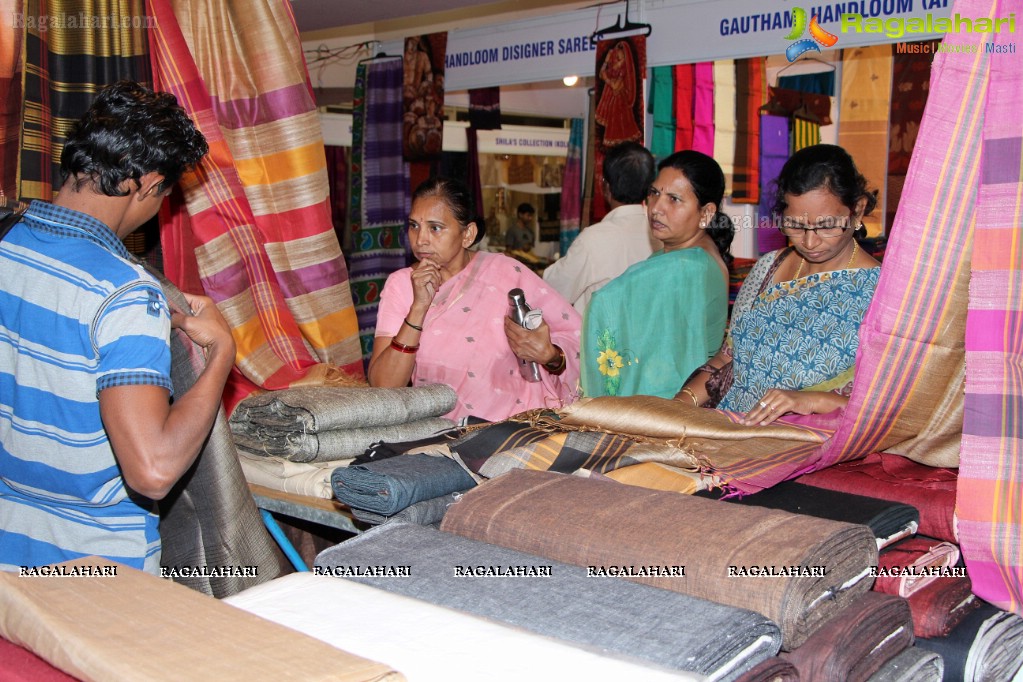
[99,293,235,500]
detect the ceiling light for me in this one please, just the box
[562,75,579,87]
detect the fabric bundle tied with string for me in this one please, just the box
[441,468,879,650]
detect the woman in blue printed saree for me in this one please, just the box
[676,145,881,425]
[581,150,732,399]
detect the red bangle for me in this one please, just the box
[389,339,420,354]
[543,345,567,376]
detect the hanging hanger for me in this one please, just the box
[357,42,401,65]
[591,0,652,42]
[773,56,836,86]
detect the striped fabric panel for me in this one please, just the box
[673,63,694,152]
[838,44,893,237]
[559,117,584,255]
[791,117,820,153]
[348,58,411,362]
[147,0,364,414]
[649,66,674,160]
[713,60,735,196]
[691,62,715,156]
[732,57,765,204]
[0,0,23,200]
[712,0,991,492]
[17,0,150,202]
[757,114,789,253]
[958,0,1023,616]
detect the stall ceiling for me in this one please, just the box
[292,0,589,39]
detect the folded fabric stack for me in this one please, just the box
[697,480,920,549]
[347,492,462,527]
[866,647,943,682]
[227,572,703,682]
[873,537,962,598]
[229,384,457,463]
[914,602,1023,680]
[906,575,980,638]
[733,657,799,682]
[779,591,914,681]
[796,452,958,543]
[441,418,708,492]
[315,522,782,680]
[330,454,476,521]
[237,452,343,499]
[440,469,879,650]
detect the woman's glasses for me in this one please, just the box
[778,216,852,240]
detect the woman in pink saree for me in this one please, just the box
[369,178,581,423]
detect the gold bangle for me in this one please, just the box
[679,387,700,407]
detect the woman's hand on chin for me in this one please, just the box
[410,258,440,309]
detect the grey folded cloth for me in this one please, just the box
[349,492,461,526]
[230,385,457,433]
[331,454,476,515]
[315,522,782,680]
[866,647,943,682]
[233,417,454,463]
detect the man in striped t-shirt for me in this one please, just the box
[0,82,234,574]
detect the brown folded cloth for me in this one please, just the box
[441,469,878,650]
[872,536,961,598]
[781,592,914,682]
[733,656,800,682]
[908,576,980,638]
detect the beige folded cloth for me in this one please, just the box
[238,451,348,499]
[0,557,401,682]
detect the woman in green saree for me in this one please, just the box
[676,145,881,425]
[581,150,732,399]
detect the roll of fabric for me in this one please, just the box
[696,481,920,549]
[230,384,457,433]
[914,602,1023,681]
[796,452,958,542]
[440,469,878,649]
[331,454,476,515]
[873,537,962,598]
[780,592,914,682]
[314,522,782,679]
[907,577,980,638]
[733,656,799,682]
[233,417,454,463]
[348,492,461,526]
[866,646,943,682]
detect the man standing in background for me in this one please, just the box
[505,202,537,252]
[544,142,658,314]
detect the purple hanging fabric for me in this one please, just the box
[757,114,790,254]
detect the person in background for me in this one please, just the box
[544,141,659,314]
[581,150,732,399]
[0,81,231,574]
[369,178,581,423]
[676,144,881,425]
[504,202,536,252]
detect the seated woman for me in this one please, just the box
[676,144,882,425]
[581,150,732,399]
[369,177,581,423]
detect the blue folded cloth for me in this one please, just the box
[330,454,475,515]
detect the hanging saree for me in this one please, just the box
[718,249,882,413]
[582,248,727,399]
[148,0,365,413]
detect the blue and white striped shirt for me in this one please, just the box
[0,201,173,573]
